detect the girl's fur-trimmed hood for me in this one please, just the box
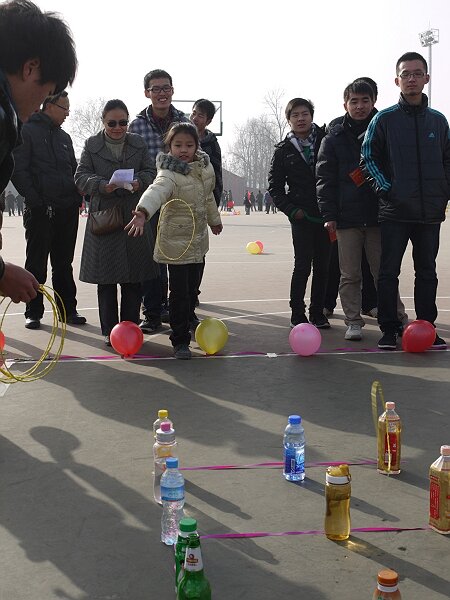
[155,150,210,175]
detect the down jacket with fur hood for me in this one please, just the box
[137,150,222,264]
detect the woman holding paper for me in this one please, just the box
[75,99,158,345]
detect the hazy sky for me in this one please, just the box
[37,0,450,155]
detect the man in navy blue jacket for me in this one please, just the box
[361,51,450,350]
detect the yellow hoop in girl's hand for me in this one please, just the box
[0,285,66,383]
[156,198,195,261]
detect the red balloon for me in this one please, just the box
[0,331,5,351]
[401,319,435,353]
[255,240,264,251]
[110,321,143,357]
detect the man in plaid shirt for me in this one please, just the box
[129,69,189,333]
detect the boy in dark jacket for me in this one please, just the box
[0,0,76,304]
[317,80,406,341]
[268,98,330,328]
[361,51,450,350]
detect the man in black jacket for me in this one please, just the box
[362,51,450,350]
[268,98,330,328]
[13,91,86,329]
[0,0,77,304]
[317,80,406,342]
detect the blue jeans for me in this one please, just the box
[378,220,440,332]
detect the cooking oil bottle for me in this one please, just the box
[429,445,450,534]
[377,402,401,475]
[324,464,351,541]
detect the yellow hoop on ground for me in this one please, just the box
[156,198,195,261]
[0,285,66,383]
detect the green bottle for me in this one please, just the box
[175,518,198,590]
[177,533,211,600]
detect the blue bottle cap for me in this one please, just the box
[288,415,301,424]
[166,457,179,468]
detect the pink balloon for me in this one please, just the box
[289,323,322,356]
[255,240,264,251]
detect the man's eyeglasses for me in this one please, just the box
[53,102,70,112]
[105,120,129,127]
[147,85,172,94]
[398,71,426,80]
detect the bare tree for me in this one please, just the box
[264,89,288,142]
[227,114,280,192]
[225,89,287,191]
[67,97,106,154]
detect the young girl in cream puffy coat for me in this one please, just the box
[126,122,222,360]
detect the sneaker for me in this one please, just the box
[309,314,331,329]
[25,318,40,330]
[139,317,162,333]
[378,331,398,350]
[431,334,447,349]
[290,314,309,329]
[173,344,192,360]
[189,316,201,332]
[323,307,334,318]
[362,307,378,318]
[66,312,87,325]
[104,335,111,347]
[345,324,362,341]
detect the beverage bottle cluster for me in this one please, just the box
[377,402,402,475]
[283,414,305,481]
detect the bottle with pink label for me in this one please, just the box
[429,445,450,534]
[377,402,401,475]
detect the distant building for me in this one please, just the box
[222,168,246,205]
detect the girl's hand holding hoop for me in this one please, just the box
[125,209,146,237]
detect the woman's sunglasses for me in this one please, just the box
[105,120,128,127]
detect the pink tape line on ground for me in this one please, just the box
[180,459,377,471]
[200,526,428,540]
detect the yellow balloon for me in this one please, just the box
[246,241,261,255]
[195,318,229,354]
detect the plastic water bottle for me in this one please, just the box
[153,422,177,504]
[153,409,173,437]
[161,457,185,545]
[283,414,305,481]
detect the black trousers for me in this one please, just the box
[97,283,142,336]
[290,219,331,321]
[23,204,79,319]
[142,212,163,319]
[168,263,202,347]
[378,221,440,332]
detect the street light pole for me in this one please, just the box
[419,28,439,107]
